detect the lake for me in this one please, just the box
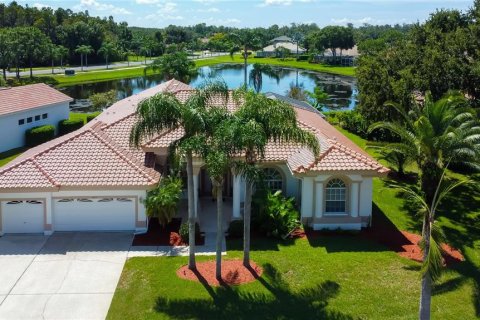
[60,64,357,111]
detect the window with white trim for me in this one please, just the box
[325,178,347,214]
[263,168,283,191]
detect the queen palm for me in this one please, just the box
[232,89,320,267]
[130,81,229,270]
[249,63,280,93]
[98,42,117,70]
[398,170,467,320]
[369,91,480,204]
[75,45,93,71]
[229,30,261,87]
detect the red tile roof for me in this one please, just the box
[0,83,72,116]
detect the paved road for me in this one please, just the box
[6,52,229,78]
[0,233,132,320]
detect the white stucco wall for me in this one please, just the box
[300,173,375,229]
[0,189,148,235]
[0,102,70,153]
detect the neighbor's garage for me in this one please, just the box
[53,197,136,231]
[1,200,45,233]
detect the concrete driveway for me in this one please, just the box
[0,233,133,320]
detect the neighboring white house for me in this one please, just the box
[0,80,388,235]
[257,36,306,57]
[0,84,72,153]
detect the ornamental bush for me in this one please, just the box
[86,112,100,123]
[253,189,300,239]
[58,118,84,135]
[296,55,309,61]
[25,125,55,147]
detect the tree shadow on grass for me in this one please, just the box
[155,263,356,320]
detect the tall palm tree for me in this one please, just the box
[369,91,480,204]
[398,169,467,320]
[249,63,280,93]
[130,81,229,270]
[98,42,117,70]
[57,45,69,70]
[75,45,92,71]
[232,89,320,266]
[229,30,261,87]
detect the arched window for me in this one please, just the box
[325,178,347,214]
[263,168,283,191]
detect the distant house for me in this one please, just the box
[257,36,306,57]
[315,45,359,66]
[0,84,72,153]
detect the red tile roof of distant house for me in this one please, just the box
[0,83,73,116]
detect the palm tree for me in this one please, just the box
[398,170,467,320]
[98,42,117,70]
[75,45,92,72]
[146,52,196,83]
[232,89,320,266]
[57,45,69,70]
[130,81,229,270]
[229,30,261,87]
[369,91,480,204]
[249,63,280,93]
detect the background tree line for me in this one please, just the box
[356,0,480,125]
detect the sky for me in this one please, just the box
[3,0,474,28]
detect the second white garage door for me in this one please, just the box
[53,197,136,231]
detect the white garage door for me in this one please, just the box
[53,197,136,231]
[1,200,44,233]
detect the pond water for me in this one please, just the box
[60,64,357,112]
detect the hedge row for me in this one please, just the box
[58,119,84,135]
[25,125,55,147]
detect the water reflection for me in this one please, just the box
[60,64,357,111]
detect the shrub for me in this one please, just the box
[227,220,243,238]
[296,55,309,61]
[90,90,117,111]
[58,118,84,136]
[86,112,100,123]
[144,176,182,226]
[253,190,300,239]
[25,125,55,147]
[179,222,201,244]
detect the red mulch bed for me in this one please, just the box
[177,260,263,286]
[289,226,464,266]
[132,218,205,246]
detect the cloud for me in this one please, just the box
[259,0,314,6]
[136,0,160,4]
[198,7,220,13]
[204,17,241,25]
[331,17,385,25]
[157,1,177,14]
[75,0,131,14]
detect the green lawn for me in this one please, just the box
[0,147,25,167]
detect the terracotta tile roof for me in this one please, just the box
[143,127,186,149]
[0,83,72,116]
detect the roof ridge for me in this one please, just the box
[102,112,136,131]
[328,140,380,167]
[31,158,59,187]
[88,128,157,183]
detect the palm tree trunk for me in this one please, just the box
[419,215,432,320]
[29,58,33,79]
[243,45,247,88]
[421,162,441,205]
[106,56,109,70]
[215,180,223,280]
[243,180,253,267]
[86,54,88,69]
[3,68,6,81]
[51,58,54,74]
[186,152,196,270]
[80,54,83,72]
